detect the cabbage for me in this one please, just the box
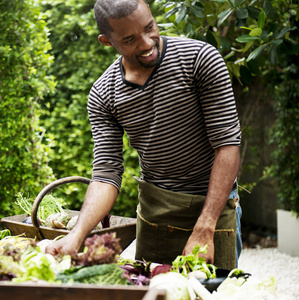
[150,272,191,300]
[12,246,71,283]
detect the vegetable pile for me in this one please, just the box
[0,232,127,285]
[0,232,34,254]
[0,231,291,300]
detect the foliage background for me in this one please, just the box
[0,0,56,217]
[0,0,298,221]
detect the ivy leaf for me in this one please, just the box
[247,44,267,61]
[236,35,260,43]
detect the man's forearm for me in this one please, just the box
[70,181,118,246]
[196,145,240,231]
[183,145,240,259]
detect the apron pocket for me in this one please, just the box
[166,225,193,264]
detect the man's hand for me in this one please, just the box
[182,224,215,264]
[46,232,83,256]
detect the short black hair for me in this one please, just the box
[94,0,149,37]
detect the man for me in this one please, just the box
[46,0,242,269]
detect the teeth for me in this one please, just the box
[141,49,153,57]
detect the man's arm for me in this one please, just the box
[46,181,118,255]
[182,145,240,263]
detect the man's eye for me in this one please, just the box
[147,25,154,31]
[124,37,134,44]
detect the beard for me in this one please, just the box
[137,43,161,69]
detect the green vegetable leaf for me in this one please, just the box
[171,244,216,279]
[13,247,57,283]
[0,229,11,240]
[56,263,127,285]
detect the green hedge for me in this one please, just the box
[0,0,56,218]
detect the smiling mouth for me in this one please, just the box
[140,48,154,58]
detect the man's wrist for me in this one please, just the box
[193,216,216,236]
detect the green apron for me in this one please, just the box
[134,177,237,270]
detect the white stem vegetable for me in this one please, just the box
[188,276,214,300]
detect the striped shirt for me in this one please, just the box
[88,36,241,195]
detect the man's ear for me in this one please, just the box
[98,34,114,47]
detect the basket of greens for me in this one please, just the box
[0,176,136,250]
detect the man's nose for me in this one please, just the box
[138,34,152,50]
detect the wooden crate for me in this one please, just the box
[0,282,166,300]
[0,212,136,251]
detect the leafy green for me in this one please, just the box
[0,229,11,240]
[14,193,66,223]
[71,232,122,266]
[56,263,128,285]
[0,255,25,280]
[0,243,68,282]
[171,244,216,279]
[13,247,55,282]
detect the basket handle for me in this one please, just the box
[31,176,91,239]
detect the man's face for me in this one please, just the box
[103,1,162,71]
